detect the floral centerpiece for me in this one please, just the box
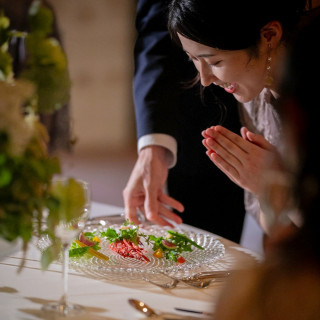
[0,0,84,269]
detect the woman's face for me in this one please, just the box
[178,33,268,103]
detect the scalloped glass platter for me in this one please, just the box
[36,224,225,281]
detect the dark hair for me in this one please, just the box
[168,0,307,50]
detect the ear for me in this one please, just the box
[260,21,283,48]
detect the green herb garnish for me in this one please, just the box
[146,230,204,262]
[99,220,146,245]
[68,231,101,258]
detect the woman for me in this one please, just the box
[168,0,308,234]
[213,9,320,319]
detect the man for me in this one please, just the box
[123,0,245,243]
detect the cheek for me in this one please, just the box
[233,61,265,90]
[219,66,244,82]
[246,58,266,79]
[221,58,251,81]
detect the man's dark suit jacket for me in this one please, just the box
[133,0,245,242]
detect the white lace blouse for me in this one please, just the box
[238,88,282,223]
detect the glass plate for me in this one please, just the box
[37,224,225,281]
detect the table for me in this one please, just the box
[0,202,262,320]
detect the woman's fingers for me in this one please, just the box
[205,136,243,168]
[240,127,249,140]
[202,125,275,194]
[206,150,240,184]
[246,131,276,151]
[204,126,246,166]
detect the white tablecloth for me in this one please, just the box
[0,202,261,320]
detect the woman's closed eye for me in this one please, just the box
[209,60,222,66]
[187,54,197,62]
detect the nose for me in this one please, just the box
[199,61,216,87]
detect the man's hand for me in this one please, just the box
[123,146,184,227]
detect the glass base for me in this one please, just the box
[42,302,84,316]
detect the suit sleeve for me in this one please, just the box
[133,0,180,140]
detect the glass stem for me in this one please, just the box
[59,243,69,310]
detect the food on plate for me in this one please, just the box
[109,239,150,262]
[69,231,109,261]
[68,221,205,264]
[162,239,178,249]
[146,230,204,263]
[100,220,204,263]
[153,248,163,258]
[100,220,150,262]
[79,232,97,246]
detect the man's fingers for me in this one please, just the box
[125,206,141,225]
[140,203,176,227]
[159,193,184,213]
[144,187,160,220]
[143,192,184,226]
[158,204,183,225]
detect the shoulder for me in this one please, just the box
[215,261,320,320]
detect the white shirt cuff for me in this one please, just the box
[138,134,177,168]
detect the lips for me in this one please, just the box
[220,82,237,94]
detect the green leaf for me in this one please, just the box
[83,231,98,241]
[28,0,53,36]
[0,13,10,47]
[69,246,89,258]
[68,240,101,259]
[20,36,71,114]
[167,231,204,250]
[40,244,60,270]
[0,50,13,80]
[0,153,6,165]
[0,0,70,272]
[145,230,204,262]
[0,168,11,187]
[0,13,10,29]
[99,221,142,245]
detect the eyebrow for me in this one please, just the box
[184,50,216,58]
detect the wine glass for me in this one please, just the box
[42,176,90,316]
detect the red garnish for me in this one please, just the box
[109,239,150,262]
[177,256,186,264]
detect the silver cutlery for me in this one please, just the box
[86,213,126,226]
[86,211,151,226]
[142,275,179,289]
[174,307,214,317]
[142,270,230,289]
[158,273,213,289]
[182,270,231,281]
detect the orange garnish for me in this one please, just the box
[75,240,109,261]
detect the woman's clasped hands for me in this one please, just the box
[202,125,277,196]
